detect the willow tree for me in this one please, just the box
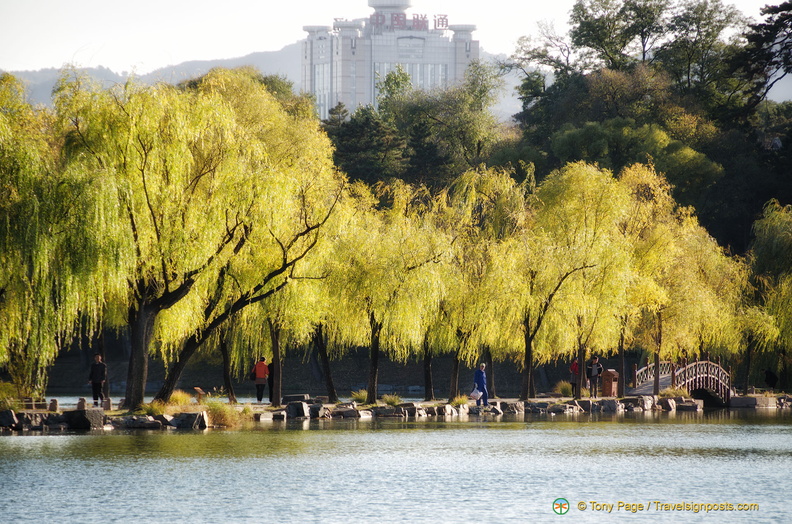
[144,68,344,405]
[632,203,746,394]
[0,74,124,396]
[749,200,792,389]
[489,163,632,399]
[427,167,529,400]
[328,181,449,404]
[615,163,680,394]
[548,164,633,399]
[55,68,341,409]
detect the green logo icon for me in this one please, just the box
[553,498,570,515]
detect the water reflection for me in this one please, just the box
[1,409,791,523]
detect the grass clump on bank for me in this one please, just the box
[206,400,245,427]
[350,389,368,403]
[553,380,573,397]
[450,395,469,407]
[140,400,166,416]
[382,394,402,407]
[169,389,193,406]
[659,387,690,398]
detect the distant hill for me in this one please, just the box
[4,42,521,121]
[5,43,302,107]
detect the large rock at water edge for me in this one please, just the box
[0,410,18,428]
[286,401,311,419]
[63,409,105,430]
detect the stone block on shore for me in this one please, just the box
[435,404,457,416]
[658,398,676,411]
[281,394,310,404]
[599,399,624,413]
[63,409,105,430]
[309,404,331,418]
[154,414,175,427]
[286,401,311,419]
[676,400,700,411]
[372,406,405,417]
[0,410,18,428]
[333,407,360,418]
[172,411,208,429]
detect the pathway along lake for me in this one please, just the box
[1,409,790,523]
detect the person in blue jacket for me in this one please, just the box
[473,363,489,408]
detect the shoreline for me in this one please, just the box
[2,393,790,433]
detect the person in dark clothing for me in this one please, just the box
[587,356,603,398]
[473,363,489,408]
[765,369,778,391]
[88,354,107,408]
[251,357,270,404]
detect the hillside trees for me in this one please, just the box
[325,62,504,190]
[749,200,792,389]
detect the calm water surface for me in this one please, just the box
[1,410,789,523]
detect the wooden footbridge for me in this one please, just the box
[628,355,733,405]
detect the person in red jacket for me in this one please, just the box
[569,357,579,397]
[252,357,270,404]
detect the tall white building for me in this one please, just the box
[302,0,479,119]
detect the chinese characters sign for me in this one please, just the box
[369,13,448,31]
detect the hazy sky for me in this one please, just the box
[0,0,777,74]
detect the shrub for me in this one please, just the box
[382,394,402,406]
[206,400,241,427]
[450,395,469,407]
[140,401,165,416]
[0,382,19,411]
[168,390,193,406]
[553,380,573,397]
[350,389,368,403]
[659,387,689,398]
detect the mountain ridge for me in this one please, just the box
[3,43,522,121]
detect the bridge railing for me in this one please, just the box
[632,355,732,404]
[633,360,674,388]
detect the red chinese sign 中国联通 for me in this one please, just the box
[368,12,448,31]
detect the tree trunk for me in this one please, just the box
[743,336,755,396]
[154,336,201,403]
[95,329,108,400]
[653,351,661,396]
[423,336,435,401]
[653,311,663,396]
[218,336,236,404]
[125,301,157,409]
[779,346,789,392]
[577,341,586,399]
[617,318,627,397]
[448,350,460,402]
[314,324,338,403]
[366,312,383,405]
[520,319,535,401]
[269,319,283,407]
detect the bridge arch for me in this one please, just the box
[631,357,733,406]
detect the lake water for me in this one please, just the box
[1,409,790,523]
